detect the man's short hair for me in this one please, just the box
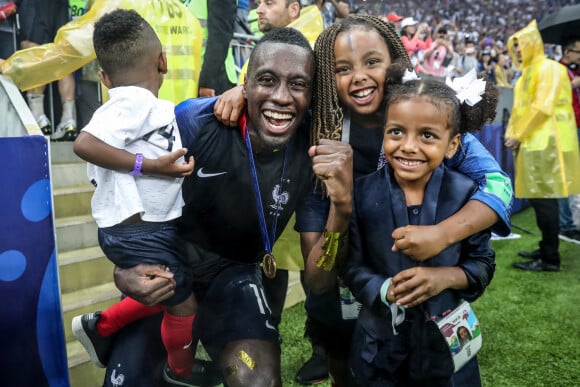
[286,0,301,8]
[562,35,580,50]
[246,27,313,74]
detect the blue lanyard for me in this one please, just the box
[242,118,290,255]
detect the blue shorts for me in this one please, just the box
[98,222,193,306]
[191,261,280,360]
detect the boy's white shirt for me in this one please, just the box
[82,86,185,228]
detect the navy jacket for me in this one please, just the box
[343,163,495,319]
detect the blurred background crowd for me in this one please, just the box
[1,0,578,140]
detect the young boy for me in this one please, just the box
[71,9,199,386]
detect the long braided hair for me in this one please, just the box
[311,15,413,144]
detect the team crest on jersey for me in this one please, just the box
[269,184,289,215]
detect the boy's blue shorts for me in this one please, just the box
[98,222,193,306]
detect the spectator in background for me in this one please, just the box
[334,0,350,21]
[256,0,300,34]
[456,37,479,77]
[399,17,432,68]
[66,0,102,131]
[236,0,250,34]
[505,20,580,272]
[420,25,454,82]
[0,0,18,60]
[18,0,78,140]
[384,11,403,30]
[478,49,496,84]
[315,0,349,29]
[494,53,513,88]
[182,0,237,97]
[1,0,203,105]
[557,36,580,244]
[400,17,431,73]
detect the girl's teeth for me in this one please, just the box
[353,88,373,98]
[399,158,422,166]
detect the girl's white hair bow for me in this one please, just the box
[402,69,420,83]
[445,69,486,106]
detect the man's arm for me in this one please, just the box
[73,131,194,177]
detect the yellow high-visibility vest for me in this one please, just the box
[2,0,203,104]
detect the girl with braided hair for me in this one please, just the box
[342,66,497,386]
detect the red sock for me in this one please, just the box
[96,297,163,336]
[161,312,196,377]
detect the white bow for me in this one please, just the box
[402,69,420,83]
[445,69,486,106]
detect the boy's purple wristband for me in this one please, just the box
[130,153,144,176]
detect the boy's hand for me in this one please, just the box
[149,148,194,177]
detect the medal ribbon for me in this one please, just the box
[240,114,290,256]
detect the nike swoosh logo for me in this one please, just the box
[182,339,193,350]
[197,168,228,178]
[265,320,276,331]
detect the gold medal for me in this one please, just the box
[262,253,277,279]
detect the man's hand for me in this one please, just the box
[214,85,244,127]
[392,225,448,261]
[114,264,176,306]
[308,139,353,209]
[148,148,194,177]
[504,137,520,150]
